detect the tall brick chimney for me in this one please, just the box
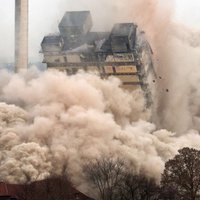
[15,0,28,72]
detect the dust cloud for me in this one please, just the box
[112,0,200,134]
[0,69,199,195]
[1,0,200,197]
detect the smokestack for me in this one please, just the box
[15,0,28,72]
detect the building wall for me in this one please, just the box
[44,54,66,63]
[46,63,141,91]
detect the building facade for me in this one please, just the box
[41,11,156,106]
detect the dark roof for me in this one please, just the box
[111,23,135,36]
[41,35,62,45]
[0,179,94,200]
[59,11,91,27]
[0,196,17,200]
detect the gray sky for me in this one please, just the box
[0,0,200,62]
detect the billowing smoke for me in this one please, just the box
[0,69,200,196]
[112,0,200,134]
[1,0,200,197]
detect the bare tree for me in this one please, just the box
[119,172,159,200]
[160,147,200,200]
[83,157,125,200]
[83,157,159,200]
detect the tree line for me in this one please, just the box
[15,147,200,200]
[84,147,200,200]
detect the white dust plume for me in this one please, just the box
[0,69,199,196]
[118,0,200,134]
[1,0,200,197]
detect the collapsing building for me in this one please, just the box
[41,11,156,106]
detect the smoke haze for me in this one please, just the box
[0,0,200,197]
[1,0,200,61]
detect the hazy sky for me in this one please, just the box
[0,0,200,62]
[176,0,200,28]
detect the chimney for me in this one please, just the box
[15,0,28,72]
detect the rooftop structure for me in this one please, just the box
[110,23,137,52]
[59,11,93,49]
[41,35,64,52]
[59,11,92,31]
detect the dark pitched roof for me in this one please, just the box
[59,11,91,27]
[0,180,94,200]
[0,196,17,200]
